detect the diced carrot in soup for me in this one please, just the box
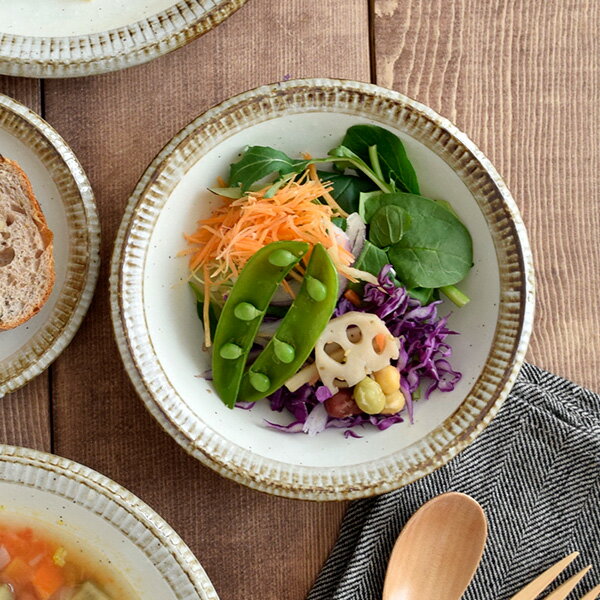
[31,558,64,599]
[0,518,135,599]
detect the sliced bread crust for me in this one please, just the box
[0,156,55,330]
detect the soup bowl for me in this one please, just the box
[0,445,219,599]
[110,78,535,500]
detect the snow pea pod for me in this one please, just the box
[212,241,309,408]
[238,243,338,403]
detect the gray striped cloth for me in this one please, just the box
[308,364,600,600]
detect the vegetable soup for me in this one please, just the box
[0,517,136,600]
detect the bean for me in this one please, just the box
[249,372,271,393]
[234,302,261,321]
[373,365,401,395]
[211,241,309,408]
[273,338,295,364]
[219,343,243,360]
[268,249,297,267]
[353,377,386,414]
[306,276,327,302]
[324,390,362,418]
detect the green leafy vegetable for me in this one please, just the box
[353,240,390,278]
[331,216,347,231]
[229,146,308,192]
[383,194,473,288]
[208,186,243,199]
[341,125,420,194]
[369,205,411,248]
[317,171,376,213]
[358,190,383,221]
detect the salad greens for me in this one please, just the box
[227,124,472,306]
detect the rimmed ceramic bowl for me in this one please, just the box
[0,444,219,599]
[0,0,248,78]
[110,78,535,501]
[0,94,100,398]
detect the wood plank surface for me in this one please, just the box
[2,1,599,599]
[373,0,600,391]
[0,76,51,453]
[42,1,369,599]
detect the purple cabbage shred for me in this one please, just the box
[258,265,461,436]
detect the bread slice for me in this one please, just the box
[0,156,55,330]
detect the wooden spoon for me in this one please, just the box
[382,492,487,600]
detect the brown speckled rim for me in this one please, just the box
[110,79,535,501]
[0,444,219,599]
[0,95,100,398]
[0,0,249,79]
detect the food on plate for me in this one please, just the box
[182,125,473,435]
[0,518,134,599]
[0,156,54,330]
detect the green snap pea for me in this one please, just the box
[249,372,271,392]
[212,241,309,408]
[268,249,297,267]
[237,243,339,402]
[273,338,295,364]
[219,343,243,360]
[306,276,327,302]
[234,302,261,321]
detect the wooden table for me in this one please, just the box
[1,1,599,598]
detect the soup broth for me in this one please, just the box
[0,516,137,600]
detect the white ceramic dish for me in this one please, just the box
[0,444,219,599]
[0,0,248,78]
[111,79,535,500]
[0,95,100,398]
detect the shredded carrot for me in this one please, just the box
[182,171,355,301]
[373,333,387,353]
[308,164,349,217]
[344,289,362,307]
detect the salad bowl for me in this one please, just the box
[110,78,534,500]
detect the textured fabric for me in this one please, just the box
[308,363,600,600]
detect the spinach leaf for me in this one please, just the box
[358,190,383,221]
[353,240,390,278]
[317,171,377,213]
[342,125,420,195]
[382,194,472,288]
[208,186,243,199]
[369,205,411,248]
[406,287,435,305]
[331,216,347,231]
[229,146,308,191]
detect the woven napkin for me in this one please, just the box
[308,363,600,600]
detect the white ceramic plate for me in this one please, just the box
[0,95,100,398]
[0,0,248,78]
[111,79,535,500]
[0,444,219,599]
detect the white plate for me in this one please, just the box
[111,79,535,500]
[0,95,100,398]
[0,0,248,78]
[0,444,219,600]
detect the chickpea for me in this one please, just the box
[373,365,401,395]
[353,377,386,414]
[380,389,407,415]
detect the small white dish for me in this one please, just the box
[0,0,248,78]
[0,95,100,398]
[0,444,219,600]
[111,79,535,500]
